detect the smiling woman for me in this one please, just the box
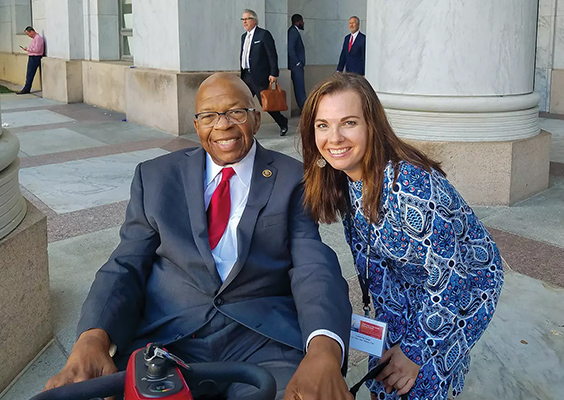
[299,73,504,400]
[312,90,368,182]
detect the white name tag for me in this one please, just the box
[350,314,387,357]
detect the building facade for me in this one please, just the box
[0,0,553,205]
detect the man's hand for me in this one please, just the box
[374,344,420,395]
[284,336,352,400]
[44,329,117,392]
[22,47,28,51]
[268,75,278,84]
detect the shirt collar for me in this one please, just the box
[351,31,360,40]
[205,140,257,189]
[247,26,257,37]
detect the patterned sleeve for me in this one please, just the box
[381,164,504,368]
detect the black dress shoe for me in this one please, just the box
[280,126,288,136]
[16,90,30,95]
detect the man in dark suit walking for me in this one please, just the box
[287,14,306,111]
[44,73,352,400]
[337,16,366,75]
[240,9,289,136]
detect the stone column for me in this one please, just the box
[0,105,26,239]
[0,96,50,393]
[83,0,120,61]
[41,0,85,103]
[366,0,550,205]
[127,0,290,134]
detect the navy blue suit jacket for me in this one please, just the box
[337,32,366,75]
[287,26,305,68]
[77,142,351,363]
[240,27,280,90]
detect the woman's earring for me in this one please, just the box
[317,157,327,168]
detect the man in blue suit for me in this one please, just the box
[44,73,352,400]
[337,16,366,75]
[240,9,289,136]
[288,14,306,111]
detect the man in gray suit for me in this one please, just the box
[45,73,352,400]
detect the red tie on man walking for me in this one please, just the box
[207,167,236,249]
[348,35,353,52]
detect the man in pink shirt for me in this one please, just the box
[17,26,44,94]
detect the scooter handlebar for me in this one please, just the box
[28,361,276,400]
[28,371,126,400]
[186,361,277,400]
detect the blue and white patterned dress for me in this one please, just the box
[344,161,503,400]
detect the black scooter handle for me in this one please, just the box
[28,361,276,400]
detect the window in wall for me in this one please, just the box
[15,0,33,34]
[119,0,133,60]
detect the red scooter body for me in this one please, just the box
[124,346,193,400]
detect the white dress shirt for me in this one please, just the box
[350,30,359,46]
[205,142,256,281]
[241,26,257,69]
[204,141,345,364]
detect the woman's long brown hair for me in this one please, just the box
[300,73,444,224]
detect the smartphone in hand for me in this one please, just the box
[19,45,25,50]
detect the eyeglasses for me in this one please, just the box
[241,17,254,21]
[195,108,255,127]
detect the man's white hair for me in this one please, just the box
[244,9,259,24]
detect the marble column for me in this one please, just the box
[0,97,51,393]
[366,0,550,205]
[45,0,85,60]
[83,0,120,61]
[0,99,26,240]
[134,0,265,72]
[127,0,291,134]
[41,0,86,103]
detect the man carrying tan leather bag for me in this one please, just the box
[260,82,288,112]
[240,8,289,136]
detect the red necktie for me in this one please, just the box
[348,35,353,52]
[207,167,236,250]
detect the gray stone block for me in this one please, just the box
[0,201,51,392]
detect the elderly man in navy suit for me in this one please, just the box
[240,9,289,136]
[44,73,353,400]
[288,14,307,111]
[337,16,366,75]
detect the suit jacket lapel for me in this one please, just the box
[179,147,222,285]
[250,27,263,52]
[220,143,276,291]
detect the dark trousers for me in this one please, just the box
[115,313,303,400]
[23,55,42,92]
[290,66,306,110]
[241,71,288,129]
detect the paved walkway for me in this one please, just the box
[0,85,563,400]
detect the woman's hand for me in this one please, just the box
[374,344,420,395]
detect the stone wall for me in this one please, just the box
[0,52,42,90]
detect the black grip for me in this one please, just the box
[185,361,276,400]
[28,362,277,400]
[28,371,126,400]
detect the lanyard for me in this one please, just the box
[347,216,372,318]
